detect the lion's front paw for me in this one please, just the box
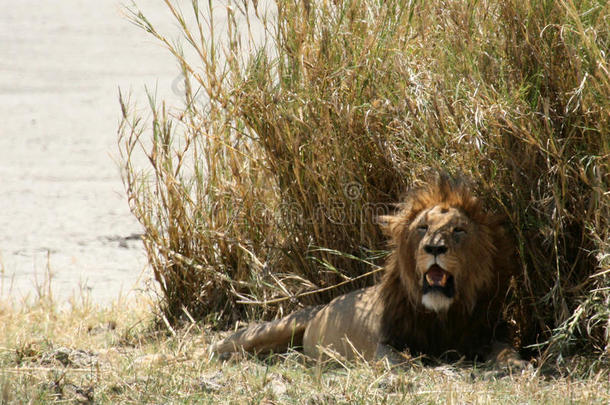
[485,342,532,376]
[495,357,532,373]
[484,355,532,379]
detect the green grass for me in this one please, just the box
[1,293,609,404]
[119,0,609,367]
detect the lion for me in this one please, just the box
[212,173,525,367]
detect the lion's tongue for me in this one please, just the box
[426,265,449,287]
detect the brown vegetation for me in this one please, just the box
[119,0,609,367]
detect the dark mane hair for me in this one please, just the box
[377,172,517,359]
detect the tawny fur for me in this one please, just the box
[211,174,523,366]
[212,306,322,355]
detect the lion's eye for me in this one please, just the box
[453,227,466,235]
[417,225,428,233]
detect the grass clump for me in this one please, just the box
[119,0,609,366]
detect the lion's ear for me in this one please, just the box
[378,214,405,239]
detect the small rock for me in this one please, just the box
[43,347,98,368]
[269,378,287,397]
[135,353,168,366]
[198,371,224,392]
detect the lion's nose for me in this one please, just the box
[424,244,447,256]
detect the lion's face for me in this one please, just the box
[408,203,497,314]
[410,204,483,312]
[386,200,497,315]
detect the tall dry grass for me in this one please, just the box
[119,0,609,365]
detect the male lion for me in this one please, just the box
[212,174,524,367]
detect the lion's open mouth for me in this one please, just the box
[423,264,455,298]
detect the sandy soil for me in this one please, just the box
[0,1,187,304]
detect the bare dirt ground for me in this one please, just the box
[0,0,184,304]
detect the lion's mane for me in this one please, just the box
[378,173,517,359]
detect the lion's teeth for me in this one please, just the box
[426,270,448,287]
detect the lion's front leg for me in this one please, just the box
[375,343,410,366]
